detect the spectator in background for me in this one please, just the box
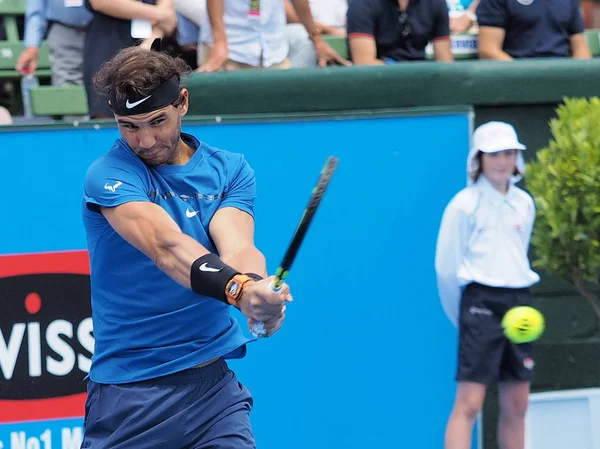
[477,0,591,60]
[285,0,348,68]
[347,0,454,65]
[199,0,349,71]
[83,0,177,118]
[175,14,200,68]
[447,0,479,34]
[173,0,206,66]
[15,0,92,88]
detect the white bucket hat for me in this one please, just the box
[467,121,527,185]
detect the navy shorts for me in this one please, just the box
[81,358,255,449]
[456,283,535,384]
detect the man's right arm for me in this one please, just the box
[101,201,209,289]
[100,200,288,325]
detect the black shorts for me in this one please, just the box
[456,283,535,384]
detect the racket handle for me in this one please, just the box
[249,281,283,338]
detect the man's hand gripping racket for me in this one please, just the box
[250,156,339,338]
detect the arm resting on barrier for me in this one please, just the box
[433,38,454,62]
[478,26,513,61]
[348,35,383,65]
[570,33,592,59]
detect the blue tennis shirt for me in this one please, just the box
[82,133,255,384]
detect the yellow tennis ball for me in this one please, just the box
[501,306,545,344]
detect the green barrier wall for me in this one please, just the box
[185,57,600,151]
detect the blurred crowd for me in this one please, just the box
[0,0,593,121]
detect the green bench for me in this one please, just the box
[0,41,52,78]
[30,84,88,116]
[322,35,349,60]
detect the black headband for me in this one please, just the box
[109,74,181,116]
[109,39,181,116]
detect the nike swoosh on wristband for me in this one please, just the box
[125,95,152,109]
[199,263,222,273]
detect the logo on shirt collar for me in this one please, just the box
[517,0,533,5]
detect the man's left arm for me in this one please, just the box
[209,154,265,277]
[289,0,351,66]
[209,207,267,277]
[209,156,288,336]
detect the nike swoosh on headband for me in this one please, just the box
[125,95,152,109]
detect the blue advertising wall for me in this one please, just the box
[0,108,476,449]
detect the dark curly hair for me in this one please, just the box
[93,46,192,108]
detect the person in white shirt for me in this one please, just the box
[435,121,540,449]
[199,0,349,71]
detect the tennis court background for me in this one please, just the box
[0,107,479,449]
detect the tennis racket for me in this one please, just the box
[250,156,340,338]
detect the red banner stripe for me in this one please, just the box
[0,251,90,277]
[0,394,86,423]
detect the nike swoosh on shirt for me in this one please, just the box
[125,95,152,109]
[186,208,199,218]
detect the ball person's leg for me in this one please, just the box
[445,381,487,449]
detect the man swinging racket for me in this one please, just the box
[80,42,292,449]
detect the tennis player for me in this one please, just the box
[80,44,291,448]
[435,121,540,449]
